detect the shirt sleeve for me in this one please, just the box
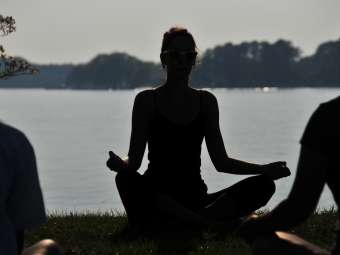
[5,135,47,230]
[300,104,330,157]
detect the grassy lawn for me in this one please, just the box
[25,207,338,255]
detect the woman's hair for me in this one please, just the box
[160,26,201,72]
[161,26,198,53]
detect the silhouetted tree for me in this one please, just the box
[0,14,38,79]
[260,40,301,86]
[192,42,261,88]
[297,41,340,87]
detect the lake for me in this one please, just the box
[0,88,339,213]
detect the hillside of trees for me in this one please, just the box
[1,39,339,89]
[65,53,164,89]
[191,40,340,88]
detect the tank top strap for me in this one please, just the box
[200,90,203,112]
[152,89,158,111]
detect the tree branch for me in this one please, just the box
[0,53,39,79]
[0,14,39,79]
[0,14,16,36]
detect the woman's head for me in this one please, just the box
[160,27,199,78]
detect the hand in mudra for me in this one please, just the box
[262,161,291,180]
[106,151,128,172]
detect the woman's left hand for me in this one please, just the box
[106,151,128,173]
[262,161,291,180]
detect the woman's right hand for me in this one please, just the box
[262,161,291,180]
[106,151,128,173]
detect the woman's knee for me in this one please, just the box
[258,175,276,198]
[115,170,137,186]
[115,170,144,194]
[115,170,127,185]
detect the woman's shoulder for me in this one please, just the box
[135,89,155,101]
[200,89,218,105]
[133,89,157,112]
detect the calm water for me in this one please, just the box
[1,88,339,213]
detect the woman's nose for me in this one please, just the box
[178,55,186,64]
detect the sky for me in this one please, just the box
[1,0,339,65]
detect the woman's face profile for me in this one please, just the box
[162,35,196,79]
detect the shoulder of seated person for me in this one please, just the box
[135,89,154,101]
[201,90,217,104]
[0,122,28,141]
[134,89,156,108]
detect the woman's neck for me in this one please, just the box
[164,77,190,91]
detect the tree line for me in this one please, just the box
[1,39,339,89]
[65,39,340,88]
[192,40,340,88]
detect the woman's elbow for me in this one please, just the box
[215,166,225,172]
[213,161,229,173]
[128,161,141,172]
[213,158,231,173]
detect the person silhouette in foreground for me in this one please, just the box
[106,26,291,231]
[237,96,340,255]
[0,121,63,255]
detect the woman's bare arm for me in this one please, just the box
[203,91,290,178]
[126,90,156,171]
[107,90,154,172]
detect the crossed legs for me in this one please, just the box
[116,171,275,228]
[199,175,276,221]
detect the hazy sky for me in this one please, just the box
[1,0,339,65]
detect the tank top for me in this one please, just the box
[144,89,208,196]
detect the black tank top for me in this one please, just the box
[144,89,207,195]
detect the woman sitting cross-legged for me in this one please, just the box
[106,26,291,231]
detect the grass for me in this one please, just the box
[25,206,338,255]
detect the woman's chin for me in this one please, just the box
[173,70,192,79]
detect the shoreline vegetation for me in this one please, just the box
[1,39,339,90]
[26,206,338,255]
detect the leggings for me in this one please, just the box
[115,171,275,227]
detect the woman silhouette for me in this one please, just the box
[107,26,290,230]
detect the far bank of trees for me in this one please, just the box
[65,39,339,89]
[1,39,339,89]
[192,40,301,88]
[65,53,163,89]
[191,39,340,88]
[0,63,72,88]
